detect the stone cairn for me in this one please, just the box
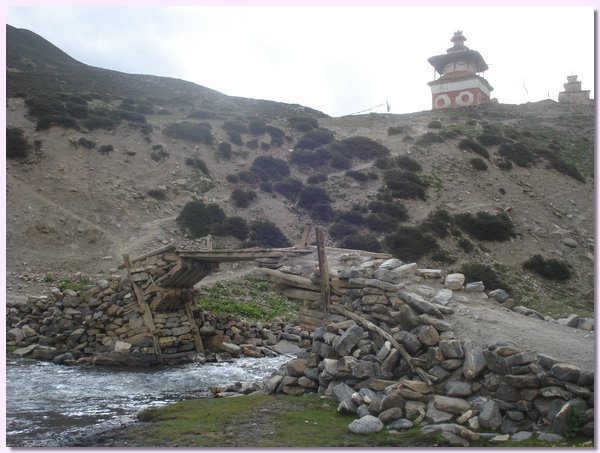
[258,256,594,444]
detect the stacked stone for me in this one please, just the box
[264,258,594,443]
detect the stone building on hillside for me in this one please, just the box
[558,75,592,105]
[427,31,493,110]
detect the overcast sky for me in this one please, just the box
[5,5,595,117]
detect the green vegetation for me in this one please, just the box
[185,157,210,175]
[454,211,516,242]
[220,216,250,240]
[427,120,442,129]
[420,208,451,238]
[497,142,535,167]
[298,186,330,209]
[196,277,298,322]
[231,188,257,208]
[163,121,214,144]
[295,128,335,150]
[458,138,490,159]
[345,170,369,182]
[288,116,318,132]
[250,156,291,181]
[415,132,444,146]
[368,200,408,222]
[217,142,233,160]
[98,144,114,155]
[470,157,488,171]
[387,125,408,135]
[330,136,391,160]
[6,127,31,158]
[44,275,94,292]
[339,232,382,252]
[147,188,167,200]
[273,178,304,200]
[383,169,429,200]
[245,220,291,248]
[384,226,438,262]
[459,262,508,292]
[150,144,169,162]
[177,200,227,238]
[523,255,571,281]
[395,155,422,172]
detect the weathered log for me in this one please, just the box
[281,287,321,301]
[118,243,177,268]
[253,268,320,291]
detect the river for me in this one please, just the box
[6,355,290,447]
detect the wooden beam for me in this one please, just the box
[252,268,320,291]
[185,302,205,354]
[176,249,284,262]
[118,243,177,268]
[315,227,330,311]
[296,223,312,249]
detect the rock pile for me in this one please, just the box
[263,257,594,443]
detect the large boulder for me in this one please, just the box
[348,415,384,434]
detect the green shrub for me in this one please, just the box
[298,186,330,209]
[217,142,233,159]
[460,262,507,291]
[25,95,66,117]
[73,137,96,149]
[470,158,488,171]
[6,127,31,158]
[374,157,395,169]
[431,249,454,263]
[329,222,358,240]
[227,130,243,146]
[366,213,398,232]
[383,169,428,200]
[295,128,335,150]
[310,202,335,222]
[177,200,227,237]
[345,170,369,182]
[248,119,268,135]
[259,182,272,192]
[147,188,167,200]
[150,144,169,162]
[164,122,213,144]
[387,125,408,135]
[219,216,250,240]
[496,158,513,171]
[498,142,535,167]
[457,238,474,253]
[119,110,147,124]
[185,157,210,175]
[246,138,259,150]
[458,138,490,158]
[395,155,422,172]
[336,210,366,225]
[454,211,516,241]
[329,136,390,160]
[188,109,219,120]
[522,255,571,281]
[427,120,442,129]
[226,174,239,184]
[266,125,285,138]
[477,133,503,146]
[98,144,114,155]
[231,188,257,208]
[250,156,290,181]
[368,200,408,221]
[339,233,382,252]
[262,142,273,150]
[383,226,438,262]
[274,178,303,200]
[238,170,259,184]
[307,174,328,184]
[288,116,318,132]
[290,147,334,168]
[36,115,79,131]
[420,208,451,238]
[415,132,444,146]
[534,148,585,182]
[247,220,291,248]
[223,120,248,134]
[81,115,120,130]
[66,102,89,119]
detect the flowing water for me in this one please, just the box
[6,355,290,447]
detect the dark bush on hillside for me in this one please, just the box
[496,158,513,171]
[266,126,285,138]
[150,146,169,162]
[415,132,444,146]
[458,138,490,158]
[226,174,239,184]
[295,128,335,150]
[81,115,120,130]
[250,156,290,181]
[6,127,31,159]
[66,103,89,119]
[345,170,369,182]
[395,155,422,172]
[188,109,220,120]
[147,188,167,200]
[368,200,408,221]
[339,233,382,253]
[534,148,585,182]
[262,142,272,150]
[384,226,438,262]
[247,220,291,248]
[431,249,454,264]
[477,133,503,146]
[427,120,442,129]
[311,202,335,222]
[460,263,507,291]
[119,111,147,124]
[383,169,428,200]
[387,125,408,135]
[260,182,273,192]
[298,186,330,209]
[307,174,328,184]
[222,120,248,134]
[329,136,391,160]
[454,211,516,241]
[498,142,535,167]
[248,119,268,135]
[164,122,213,144]
[366,213,398,233]
[219,216,250,240]
[336,210,366,225]
[522,254,571,281]
[231,188,257,208]
[98,145,114,155]
[274,178,303,200]
[290,146,350,169]
[470,158,488,171]
[329,222,359,240]
[227,131,243,146]
[458,238,474,253]
[246,138,259,150]
[185,157,210,175]
[177,200,227,237]
[288,116,318,132]
[420,208,451,238]
[238,170,260,184]
[375,157,395,169]
[25,95,66,117]
[217,141,233,160]
[36,115,80,131]
[76,137,96,149]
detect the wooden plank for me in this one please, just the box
[252,268,320,291]
[185,302,204,354]
[281,287,321,301]
[122,254,164,363]
[118,244,177,268]
[161,351,197,359]
[315,227,330,311]
[176,249,284,262]
[295,223,313,249]
[300,306,326,319]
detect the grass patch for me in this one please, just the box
[196,277,299,322]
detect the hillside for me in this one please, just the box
[5,25,595,320]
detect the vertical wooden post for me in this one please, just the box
[296,223,312,249]
[315,227,330,311]
[184,301,205,354]
[206,235,213,251]
[122,254,164,363]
